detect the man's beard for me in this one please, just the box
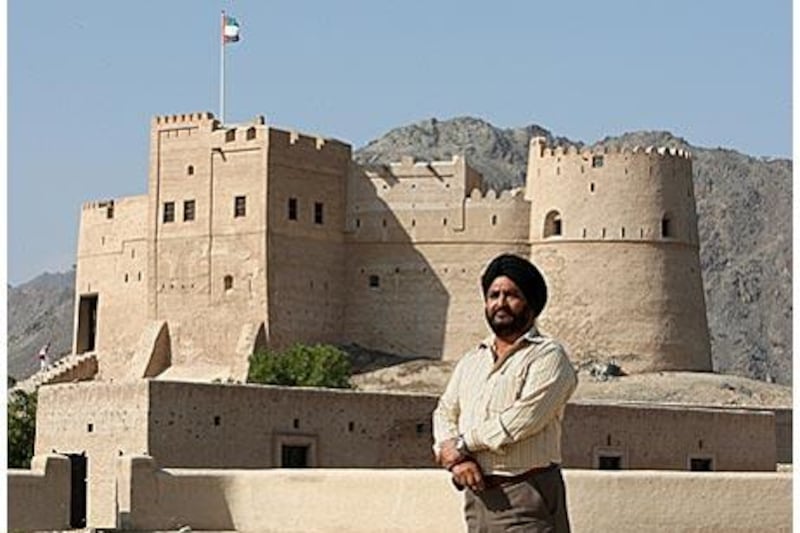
[485,306,532,338]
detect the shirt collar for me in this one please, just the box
[478,325,542,349]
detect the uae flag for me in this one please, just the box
[223,14,241,43]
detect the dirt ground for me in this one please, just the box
[351,358,792,409]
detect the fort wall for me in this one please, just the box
[74,195,149,361]
[265,128,351,349]
[562,401,775,471]
[344,159,531,360]
[115,458,793,532]
[527,137,711,372]
[8,455,71,531]
[35,382,150,529]
[146,114,269,373]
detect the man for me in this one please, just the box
[433,253,577,532]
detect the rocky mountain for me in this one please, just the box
[7,270,75,380]
[356,117,792,385]
[7,117,791,385]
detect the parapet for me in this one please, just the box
[152,111,216,127]
[530,136,692,160]
[268,126,351,156]
[467,187,526,202]
[82,199,116,211]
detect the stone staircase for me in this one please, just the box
[13,352,99,393]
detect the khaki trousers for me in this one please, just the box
[463,466,570,532]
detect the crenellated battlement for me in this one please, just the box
[268,127,351,157]
[82,199,115,211]
[153,111,216,126]
[530,136,692,161]
[387,155,462,174]
[466,187,526,202]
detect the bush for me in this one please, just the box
[247,344,352,389]
[8,389,37,468]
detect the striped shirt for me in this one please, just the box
[432,327,577,476]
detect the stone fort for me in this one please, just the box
[13,111,791,531]
[73,111,711,380]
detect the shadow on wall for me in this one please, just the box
[342,164,450,360]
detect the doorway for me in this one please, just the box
[66,452,87,528]
[76,294,98,353]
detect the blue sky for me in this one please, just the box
[7,0,792,285]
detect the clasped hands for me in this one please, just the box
[437,438,485,492]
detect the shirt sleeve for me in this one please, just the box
[463,340,577,453]
[431,358,465,455]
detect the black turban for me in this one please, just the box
[481,254,548,317]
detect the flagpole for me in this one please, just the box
[220,11,226,124]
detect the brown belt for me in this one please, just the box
[483,463,559,489]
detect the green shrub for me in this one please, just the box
[247,343,351,389]
[8,389,37,468]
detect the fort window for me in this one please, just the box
[234,196,246,218]
[124,273,129,283]
[369,275,380,288]
[87,423,94,433]
[590,182,595,192]
[491,215,497,225]
[184,199,196,221]
[106,205,114,219]
[288,198,298,220]
[314,202,324,225]
[348,422,355,432]
[582,228,587,238]
[621,227,625,238]
[602,228,607,238]
[597,455,622,470]
[138,272,142,281]
[213,416,221,426]
[443,218,448,226]
[187,165,195,176]
[131,249,135,258]
[382,219,387,227]
[281,445,309,468]
[275,434,317,467]
[293,418,300,429]
[224,275,233,291]
[661,216,672,237]
[543,210,562,238]
[225,129,236,142]
[592,155,604,168]
[163,202,175,223]
[355,218,361,228]
[689,457,714,471]
[246,126,256,140]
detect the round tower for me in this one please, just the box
[525,137,711,373]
